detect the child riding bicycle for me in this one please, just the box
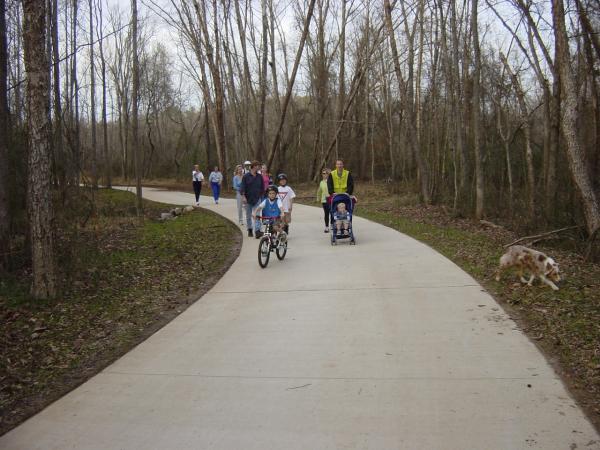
[253,185,284,237]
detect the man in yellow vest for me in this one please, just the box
[327,159,354,196]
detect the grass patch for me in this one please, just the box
[0,188,241,435]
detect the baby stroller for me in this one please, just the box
[329,193,356,245]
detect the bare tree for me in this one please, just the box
[132,0,143,214]
[0,0,8,269]
[266,0,318,170]
[256,0,269,161]
[89,0,98,188]
[384,0,431,203]
[70,0,81,184]
[500,52,535,223]
[471,0,484,219]
[22,0,57,298]
[97,0,111,187]
[552,0,600,241]
[50,0,64,189]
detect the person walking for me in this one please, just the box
[327,159,354,196]
[192,164,204,206]
[260,164,272,194]
[209,166,223,204]
[240,161,265,238]
[277,173,296,234]
[232,165,244,226]
[316,168,331,232]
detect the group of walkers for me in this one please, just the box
[191,165,223,206]
[192,160,297,239]
[191,158,354,238]
[234,160,296,239]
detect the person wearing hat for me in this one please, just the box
[243,160,252,174]
[277,173,296,234]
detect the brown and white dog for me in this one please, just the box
[495,245,561,291]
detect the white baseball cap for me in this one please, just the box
[244,160,251,165]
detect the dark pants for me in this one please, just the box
[322,202,330,227]
[211,182,221,202]
[193,181,202,202]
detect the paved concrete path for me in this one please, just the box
[1,188,598,449]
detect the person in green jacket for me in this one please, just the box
[316,168,331,232]
[327,159,354,196]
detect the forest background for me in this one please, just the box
[1,0,599,296]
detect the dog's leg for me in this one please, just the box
[540,275,559,291]
[495,267,503,281]
[526,274,534,286]
[518,268,528,284]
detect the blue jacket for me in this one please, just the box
[257,198,282,218]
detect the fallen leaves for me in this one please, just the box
[0,189,241,435]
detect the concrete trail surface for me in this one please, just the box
[1,187,598,450]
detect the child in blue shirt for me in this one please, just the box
[253,186,284,238]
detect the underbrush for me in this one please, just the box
[0,188,241,435]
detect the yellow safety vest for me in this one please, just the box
[331,169,349,193]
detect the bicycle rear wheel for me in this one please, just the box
[258,236,271,268]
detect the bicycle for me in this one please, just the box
[256,216,288,268]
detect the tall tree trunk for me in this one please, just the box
[97,0,111,187]
[256,0,268,162]
[204,102,211,168]
[384,0,430,203]
[335,0,347,162]
[131,0,142,214]
[471,0,484,219]
[71,0,80,184]
[552,0,600,238]
[89,0,97,188]
[267,3,281,112]
[233,0,257,157]
[500,53,534,223]
[496,106,514,214]
[450,0,467,205]
[191,0,227,182]
[266,0,317,170]
[51,0,64,189]
[0,0,8,270]
[23,0,57,298]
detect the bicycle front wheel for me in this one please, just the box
[276,238,287,260]
[258,236,271,268]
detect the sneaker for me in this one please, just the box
[324,227,329,233]
[343,230,349,235]
[247,229,253,237]
[255,231,264,239]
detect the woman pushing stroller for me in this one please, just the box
[326,159,356,245]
